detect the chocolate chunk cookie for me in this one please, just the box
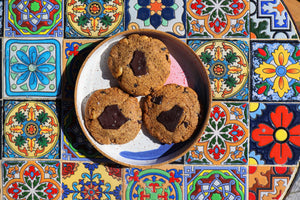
[142,84,200,144]
[108,34,171,96]
[85,87,142,144]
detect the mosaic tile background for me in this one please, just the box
[1,0,300,199]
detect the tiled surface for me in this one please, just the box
[3,101,60,159]
[189,40,249,100]
[249,166,295,199]
[186,102,249,165]
[62,162,122,199]
[124,165,183,199]
[5,0,63,37]
[187,0,250,38]
[2,160,61,199]
[1,0,300,199]
[184,166,247,199]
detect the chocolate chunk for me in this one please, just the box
[130,50,148,76]
[98,104,129,129]
[157,105,183,132]
[161,47,167,51]
[151,95,163,105]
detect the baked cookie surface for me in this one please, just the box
[108,34,171,96]
[142,84,201,144]
[84,87,142,144]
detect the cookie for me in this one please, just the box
[142,84,200,144]
[108,34,171,96]
[84,87,142,144]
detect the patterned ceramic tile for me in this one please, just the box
[65,0,124,38]
[5,39,61,97]
[125,0,186,38]
[189,39,249,100]
[184,166,247,200]
[3,101,60,159]
[5,0,63,37]
[124,165,183,199]
[186,102,248,165]
[62,162,122,199]
[251,41,300,101]
[62,39,100,100]
[2,160,61,200]
[250,0,299,39]
[0,1,3,37]
[62,101,109,161]
[249,165,295,200]
[250,103,300,165]
[187,0,250,38]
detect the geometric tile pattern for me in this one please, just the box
[250,103,300,165]
[249,166,295,200]
[184,166,247,200]
[3,101,60,159]
[125,0,186,37]
[62,162,122,199]
[189,39,250,100]
[250,0,299,39]
[65,0,124,38]
[251,41,300,101]
[2,160,61,200]
[187,0,250,38]
[124,165,183,200]
[5,39,61,97]
[186,102,248,165]
[5,0,63,37]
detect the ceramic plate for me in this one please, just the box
[75,29,211,167]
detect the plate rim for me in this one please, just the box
[74,29,212,167]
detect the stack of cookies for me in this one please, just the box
[84,34,201,145]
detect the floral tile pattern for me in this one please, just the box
[249,166,295,200]
[251,41,300,101]
[62,162,122,199]
[124,165,183,200]
[2,160,61,200]
[5,39,61,97]
[65,0,124,38]
[187,0,250,38]
[184,166,247,200]
[5,0,63,37]
[186,102,248,165]
[125,0,186,37]
[250,0,299,39]
[250,103,300,165]
[189,39,249,100]
[3,101,60,159]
